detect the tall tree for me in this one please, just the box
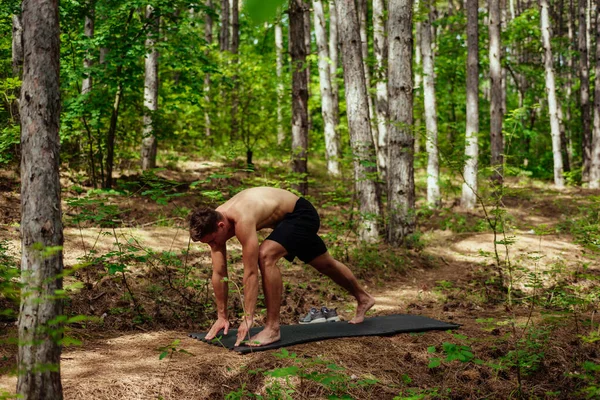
[12,14,23,78]
[578,0,592,182]
[204,0,213,139]
[230,0,240,141]
[328,0,340,128]
[540,0,564,187]
[489,0,503,182]
[413,0,422,155]
[81,5,94,96]
[275,20,285,144]
[387,0,415,244]
[461,0,480,209]
[141,5,159,170]
[337,0,381,242]
[313,0,340,176]
[357,0,378,155]
[591,8,600,188]
[17,0,64,398]
[373,0,389,178]
[421,2,440,207]
[289,0,309,194]
[220,0,230,51]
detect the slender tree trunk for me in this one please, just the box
[489,0,504,182]
[337,0,381,242]
[220,0,229,51]
[566,0,575,167]
[230,0,239,141]
[357,0,379,156]
[105,81,123,189]
[12,14,23,78]
[304,2,312,134]
[82,7,94,95]
[275,21,285,144]
[578,0,592,182]
[141,5,159,170]
[313,0,340,175]
[387,0,415,245]
[541,0,565,187]
[461,0,479,209]
[590,8,600,188]
[421,3,440,207]
[204,0,213,139]
[414,0,422,155]
[17,0,64,398]
[373,0,389,179]
[82,3,97,187]
[290,0,309,195]
[329,0,340,129]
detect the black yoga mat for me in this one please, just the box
[189,314,459,354]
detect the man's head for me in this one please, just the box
[189,207,224,243]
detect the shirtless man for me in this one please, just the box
[189,187,375,347]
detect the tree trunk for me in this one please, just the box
[17,0,64,398]
[275,21,285,144]
[289,0,309,195]
[230,0,239,141]
[387,0,415,245]
[541,0,564,187]
[220,0,229,51]
[105,81,123,189]
[414,0,422,155]
[337,0,381,242]
[313,0,341,176]
[565,0,575,168]
[82,3,96,188]
[373,0,389,179]
[303,2,312,134]
[578,0,592,182]
[204,0,213,139]
[12,14,23,78]
[489,0,504,182]
[141,5,159,171]
[461,0,479,209]
[328,0,340,129]
[357,0,379,157]
[590,8,600,188]
[421,3,440,207]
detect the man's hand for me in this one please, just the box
[234,317,254,347]
[204,317,230,341]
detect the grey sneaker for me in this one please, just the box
[299,307,326,324]
[321,306,341,322]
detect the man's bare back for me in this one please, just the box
[216,187,299,233]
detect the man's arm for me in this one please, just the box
[236,223,260,322]
[210,244,228,320]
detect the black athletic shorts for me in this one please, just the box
[265,197,328,263]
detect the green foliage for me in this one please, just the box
[226,349,378,399]
[569,362,600,399]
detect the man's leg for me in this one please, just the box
[247,239,287,347]
[308,252,375,323]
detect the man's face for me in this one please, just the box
[192,222,226,245]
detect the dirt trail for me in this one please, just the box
[0,222,591,399]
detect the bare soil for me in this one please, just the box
[0,164,598,399]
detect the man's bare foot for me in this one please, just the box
[245,327,281,347]
[349,294,376,324]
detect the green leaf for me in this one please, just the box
[428,357,441,368]
[265,366,299,377]
[427,346,437,353]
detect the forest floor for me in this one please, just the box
[0,160,599,399]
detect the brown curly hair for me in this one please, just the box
[189,207,223,241]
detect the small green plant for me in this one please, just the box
[569,361,600,399]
